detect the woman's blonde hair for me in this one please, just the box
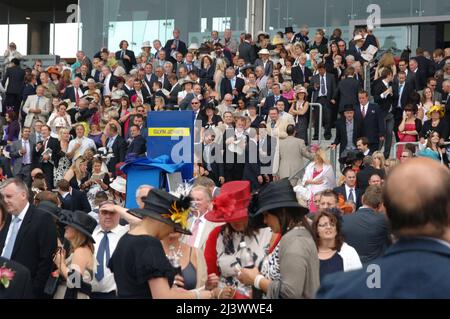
[282,81,292,91]
[154,96,165,109]
[70,228,94,254]
[73,157,88,181]
[378,52,395,69]
[372,151,385,168]
[315,148,330,165]
[58,128,70,142]
[215,59,227,72]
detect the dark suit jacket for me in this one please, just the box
[392,79,414,109]
[333,185,362,209]
[0,257,33,299]
[164,39,188,57]
[102,74,118,92]
[291,65,313,86]
[356,166,385,193]
[372,79,395,115]
[261,95,290,116]
[346,47,366,64]
[106,135,127,175]
[332,119,362,156]
[144,73,158,89]
[129,87,152,105]
[2,65,25,95]
[168,83,182,106]
[35,136,61,169]
[115,50,137,73]
[354,103,386,145]
[317,238,450,298]
[150,75,172,92]
[60,189,92,213]
[201,143,224,186]
[238,42,257,64]
[0,205,57,298]
[242,138,261,191]
[62,86,85,103]
[310,73,336,103]
[74,73,93,82]
[333,77,360,113]
[220,77,245,101]
[126,135,147,158]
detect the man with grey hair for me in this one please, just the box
[136,185,153,209]
[255,66,269,91]
[164,28,188,58]
[217,94,235,117]
[0,178,57,298]
[220,67,245,103]
[220,29,238,55]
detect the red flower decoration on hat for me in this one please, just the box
[212,194,237,220]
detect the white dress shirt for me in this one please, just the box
[91,224,129,293]
[345,184,356,202]
[189,214,208,249]
[1,203,29,257]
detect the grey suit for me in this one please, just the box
[10,139,36,186]
[278,136,314,185]
[255,59,274,76]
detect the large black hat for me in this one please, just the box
[36,201,62,219]
[250,178,308,217]
[339,149,365,165]
[58,210,98,243]
[129,189,192,235]
[285,26,295,34]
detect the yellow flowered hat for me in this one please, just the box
[129,188,192,235]
[426,105,445,119]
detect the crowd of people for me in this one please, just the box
[0,24,450,299]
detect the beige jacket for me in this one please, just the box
[267,227,320,299]
[278,136,314,185]
[22,94,52,128]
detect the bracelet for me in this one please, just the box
[194,289,201,299]
[254,274,264,290]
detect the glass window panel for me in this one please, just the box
[50,23,80,57]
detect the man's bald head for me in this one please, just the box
[384,158,450,238]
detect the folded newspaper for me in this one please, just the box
[361,45,379,62]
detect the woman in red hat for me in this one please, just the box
[204,181,273,299]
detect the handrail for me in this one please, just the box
[308,103,323,146]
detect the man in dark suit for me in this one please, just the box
[129,79,152,105]
[101,66,117,96]
[62,77,85,105]
[0,179,57,298]
[291,55,312,86]
[143,63,158,88]
[2,58,25,115]
[413,47,435,79]
[354,91,385,154]
[74,64,93,82]
[34,125,60,190]
[392,71,415,141]
[164,28,188,61]
[318,159,450,298]
[261,83,290,117]
[346,35,366,64]
[332,67,360,114]
[397,59,416,90]
[310,63,336,140]
[356,156,385,194]
[201,129,224,187]
[242,128,262,192]
[0,256,33,299]
[57,179,91,213]
[238,33,257,64]
[126,124,147,158]
[372,69,395,158]
[331,105,362,158]
[223,117,247,182]
[167,74,182,107]
[153,66,172,92]
[220,67,245,104]
[409,58,427,91]
[115,40,137,74]
[105,124,127,177]
[333,167,362,209]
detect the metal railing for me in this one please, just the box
[308,103,323,146]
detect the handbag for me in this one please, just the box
[44,271,60,296]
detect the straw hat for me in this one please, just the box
[353,34,364,42]
[110,176,126,194]
[272,36,286,46]
[258,49,270,55]
[295,86,308,96]
[141,41,152,48]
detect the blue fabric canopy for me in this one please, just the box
[121,155,185,174]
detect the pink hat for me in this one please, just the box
[130,95,138,103]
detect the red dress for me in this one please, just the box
[397,123,418,159]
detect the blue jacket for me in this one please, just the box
[316,237,450,298]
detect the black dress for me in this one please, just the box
[109,233,175,299]
[319,252,344,282]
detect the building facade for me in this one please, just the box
[1,0,449,58]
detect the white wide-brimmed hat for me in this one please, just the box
[110,176,126,194]
[258,49,270,55]
[142,41,152,48]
